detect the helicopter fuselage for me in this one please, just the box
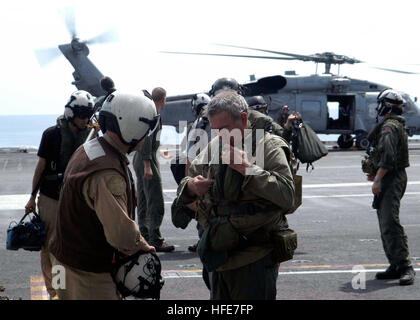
[58,42,106,97]
[262,74,420,148]
[61,46,420,149]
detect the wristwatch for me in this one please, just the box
[373,177,381,183]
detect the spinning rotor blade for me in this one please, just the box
[163,44,419,75]
[85,29,119,45]
[370,66,420,75]
[160,51,296,61]
[215,44,317,61]
[216,44,362,65]
[61,6,77,39]
[34,47,61,67]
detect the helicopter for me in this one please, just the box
[35,11,420,149]
[161,45,420,149]
[34,8,117,98]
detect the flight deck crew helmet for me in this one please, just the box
[64,90,95,120]
[209,77,242,97]
[111,251,164,300]
[98,91,159,148]
[191,93,211,116]
[246,95,268,113]
[377,88,404,116]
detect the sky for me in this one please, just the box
[1,0,420,115]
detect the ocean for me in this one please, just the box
[0,114,186,149]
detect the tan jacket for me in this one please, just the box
[177,129,295,271]
[82,135,149,256]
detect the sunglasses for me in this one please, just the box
[74,107,94,119]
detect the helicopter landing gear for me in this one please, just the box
[355,131,369,149]
[337,134,354,149]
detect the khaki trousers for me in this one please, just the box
[37,193,58,298]
[50,254,120,300]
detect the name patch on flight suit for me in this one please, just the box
[107,175,126,196]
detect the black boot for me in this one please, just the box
[375,265,401,280]
[399,266,416,286]
[188,241,199,252]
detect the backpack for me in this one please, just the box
[279,141,302,215]
[249,111,302,214]
[291,120,328,171]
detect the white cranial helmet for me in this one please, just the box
[111,251,164,299]
[191,93,211,116]
[99,91,159,147]
[64,90,95,120]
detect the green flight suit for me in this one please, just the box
[248,109,293,142]
[175,127,296,300]
[133,120,165,246]
[369,114,411,268]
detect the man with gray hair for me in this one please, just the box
[172,91,297,300]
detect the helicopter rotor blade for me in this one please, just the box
[370,66,420,75]
[34,47,62,67]
[215,44,364,65]
[84,29,119,45]
[214,44,317,61]
[61,6,77,39]
[160,51,296,61]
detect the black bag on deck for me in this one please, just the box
[6,211,46,251]
[291,120,328,171]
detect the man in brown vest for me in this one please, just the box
[49,91,159,300]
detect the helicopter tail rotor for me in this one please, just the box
[84,29,119,45]
[61,6,77,40]
[34,47,62,67]
[34,6,119,68]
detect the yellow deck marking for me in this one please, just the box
[30,276,49,300]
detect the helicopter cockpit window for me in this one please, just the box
[403,95,418,115]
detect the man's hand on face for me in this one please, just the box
[187,175,215,197]
[222,144,251,176]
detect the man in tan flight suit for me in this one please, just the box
[174,91,296,300]
[49,91,158,300]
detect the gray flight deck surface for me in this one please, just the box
[1,144,420,300]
